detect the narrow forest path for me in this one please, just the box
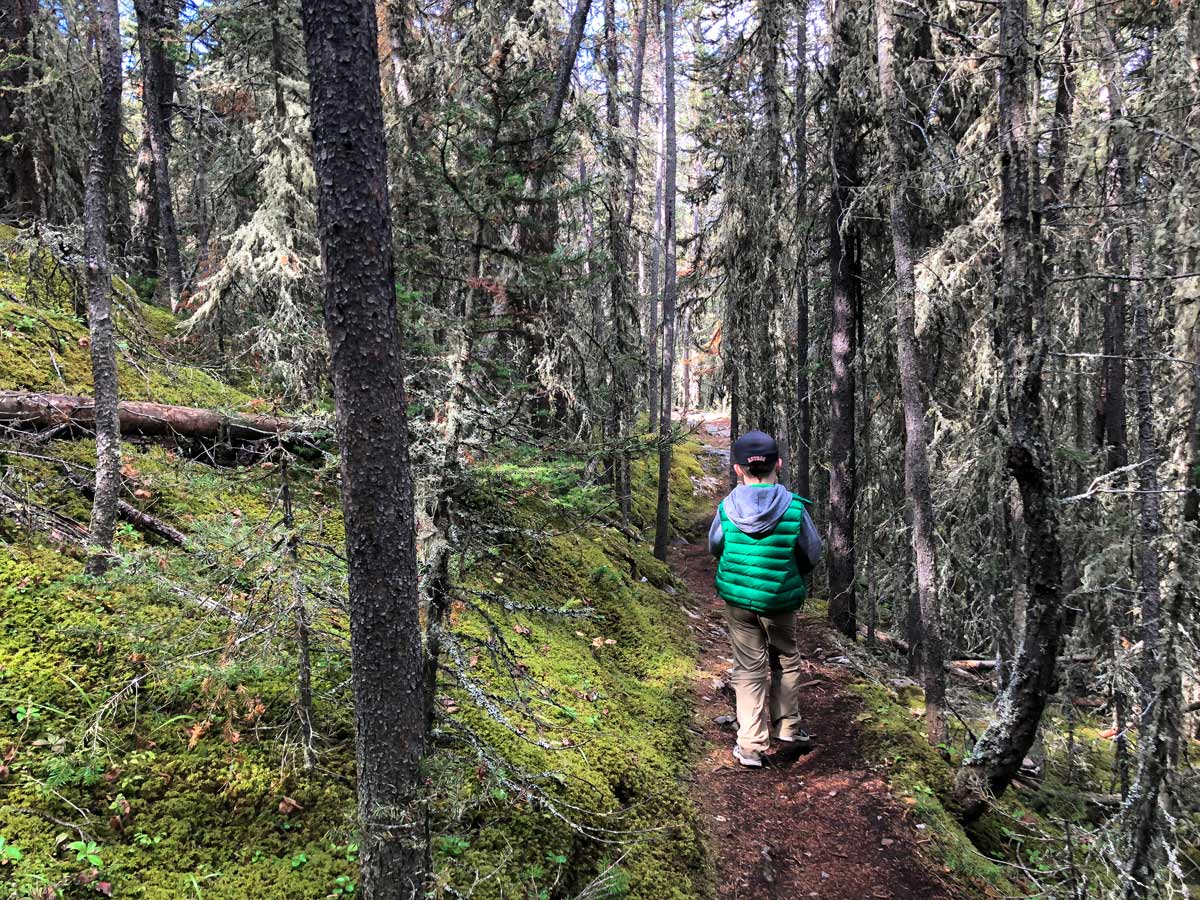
[672,416,961,900]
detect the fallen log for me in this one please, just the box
[0,391,326,446]
[114,500,188,546]
[858,626,1094,672]
[0,488,89,545]
[859,625,911,655]
[2,479,187,548]
[947,655,1095,671]
[946,665,996,692]
[59,465,187,547]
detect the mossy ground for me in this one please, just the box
[845,665,1162,897]
[1,227,709,899]
[0,226,251,408]
[0,448,710,899]
[846,682,1017,896]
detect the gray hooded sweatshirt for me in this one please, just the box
[707,483,824,574]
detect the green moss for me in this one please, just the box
[1,229,713,898]
[0,435,711,899]
[433,445,710,898]
[846,681,1018,896]
[629,431,706,536]
[0,226,252,408]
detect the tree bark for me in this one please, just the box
[1131,288,1164,707]
[622,0,650,232]
[134,0,185,311]
[298,0,426,891]
[0,0,42,220]
[1119,619,1183,898]
[647,27,664,427]
[738,0,783,440]
[81,0,123,574]
[792,2,811,500]
[1095,14,1129,475]
[499,0,593,412]
[280,453,316,771]
[602,0,632,522]
[132,130,161,277]
[954,0,1066,823]
[875,0,945,746]
[131,0,176,280]
[652,0,677,562]
[826,0,860,638]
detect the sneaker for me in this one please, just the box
[773,728,811,747]
[732,744,764,768]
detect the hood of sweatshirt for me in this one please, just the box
[721,483,793,535]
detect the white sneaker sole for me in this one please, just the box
[773,731,812,745]
[732,746,764,768]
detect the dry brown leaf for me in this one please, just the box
[186,720,211,749]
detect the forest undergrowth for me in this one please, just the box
[0,230,710,899]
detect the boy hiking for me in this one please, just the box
[708,430,823,768]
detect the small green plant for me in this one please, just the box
[342,842,359,863]
[0,835,23,865]
[290,852,308,869]
[134,832,164,848]
[251,849,267,864]
[68,840,104,868]
[435,835,470,858]
[329,874,356,896]
[14,704,40,723]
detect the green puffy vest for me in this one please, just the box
[715,493,808,614]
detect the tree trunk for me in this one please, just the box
[0,0,42,220]
[131,0,177,281]
[1131,288,1165,716]
[652,0,677,562]
[491,0,591,420]
[134,0,185,311]
[792,2,810,499]
[281,454,316,771]
[954,0,1066,823]
[1120,347,1181,900]
[647,40,664,427]
[81,0,123,575]
[875,0,945,745]
[602,0,632,522]
[1095,15,1129,475]
[622,0,650,232]
[826,0,859,638]
[298,0,426,891]
[745,0,783,440]
[132,130,161,277]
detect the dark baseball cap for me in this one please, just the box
[733,430,779,467]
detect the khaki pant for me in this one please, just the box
[723,603,804,753]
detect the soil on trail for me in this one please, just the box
[673,416,961,900]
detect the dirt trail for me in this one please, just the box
[673,416,960,900]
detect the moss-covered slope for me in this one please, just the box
[0,241,710,898]
[0,225,251,408]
